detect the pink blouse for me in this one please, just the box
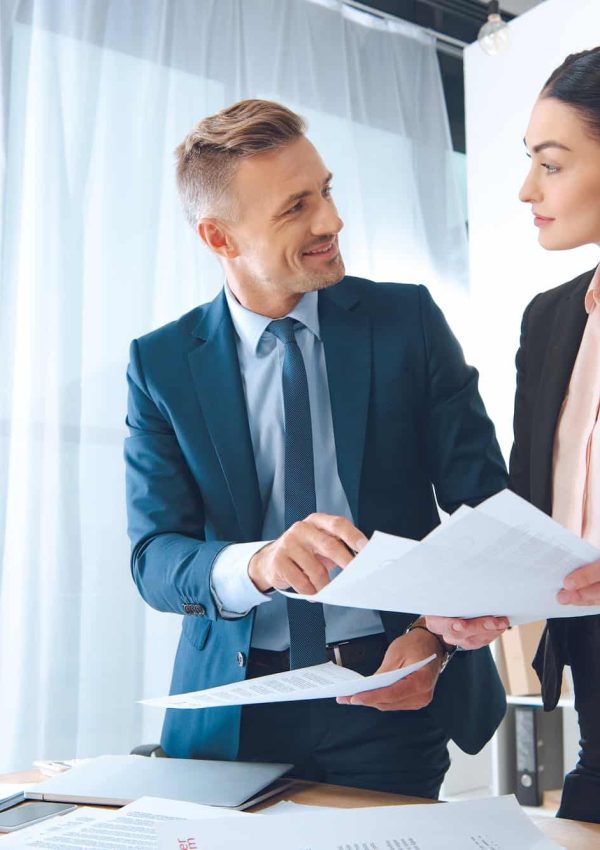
[552,266,600,548]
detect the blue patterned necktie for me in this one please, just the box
[267,318,327,669]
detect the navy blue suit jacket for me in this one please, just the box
[125,276,508,760]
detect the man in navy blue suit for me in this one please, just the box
[125,99,508,798]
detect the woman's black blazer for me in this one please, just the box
[509,267,593,709]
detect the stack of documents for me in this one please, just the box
[2,795,563,849]
[156,796,562,850]
[282,489,600,623]
[0,796,245,849]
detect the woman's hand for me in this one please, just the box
[558,558,600,605]
[425,616,509,649]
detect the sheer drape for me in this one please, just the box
[0,0,466,771]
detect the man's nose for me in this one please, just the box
[312,198,343,235]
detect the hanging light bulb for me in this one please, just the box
[478,1,509,56]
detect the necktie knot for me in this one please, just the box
[267,317,299,345]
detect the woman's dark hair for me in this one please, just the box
[541,47,600,141]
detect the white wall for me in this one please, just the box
[464,0,599,458]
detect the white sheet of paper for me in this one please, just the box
[157,795,562,850]
[260,800,338,816]
[281,489,600,624]
[141,656,435,709]
[123,795,247,819]
[0,796,245,849]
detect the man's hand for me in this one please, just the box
[248,513,368,594]
[336,629,443,711]
[558,558,600,606]
[425,615,509,650]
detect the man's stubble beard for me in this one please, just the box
[245,250,345,298]
[293,252,346,294]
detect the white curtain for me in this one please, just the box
[0,0,466,772]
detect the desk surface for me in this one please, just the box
[3,770,600,849]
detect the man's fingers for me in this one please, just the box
[304,526,357,569]
[273,559,321,595]
[337,631,443,711]
[306,513,369,557]
[563,559,600,591]
[317,556,338,571]
[286,541,332,592]
[263,515,369,595]
[340,669,436,710]
[285,518,366,570]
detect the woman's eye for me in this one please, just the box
[542,163,560,174]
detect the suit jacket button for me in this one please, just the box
[183,604,193,614]
[195,604,206,616]
[236,652,246,667]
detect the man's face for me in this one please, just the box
[223,136,345,297]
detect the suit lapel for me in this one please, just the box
[319,283,371,523]
[187,291,262,540]
[530,275,590,511]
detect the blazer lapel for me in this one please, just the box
[187,291,262,540]
[319,283,371,524]
[530,275,591,512]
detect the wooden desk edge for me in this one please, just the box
[250,778,436,812]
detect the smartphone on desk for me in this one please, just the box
[0,800,76,832]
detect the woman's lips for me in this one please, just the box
[533,214,555,227]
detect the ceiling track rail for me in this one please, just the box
[341,0,469,55]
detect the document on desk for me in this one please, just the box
[141,656,435,709]
[157,795,563,849]
[281,489,600,624]
[0,796,245,848]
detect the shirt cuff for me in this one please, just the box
[210,541,273,619]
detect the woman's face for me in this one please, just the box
[519,96,600,250]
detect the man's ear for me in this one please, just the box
[197,219,238,259]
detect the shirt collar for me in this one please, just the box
[224,284,321,354]
[585,264,600,314]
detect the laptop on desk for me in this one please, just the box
[26,755,294,810]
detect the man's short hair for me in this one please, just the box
[175,99,307,227]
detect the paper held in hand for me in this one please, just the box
[140,656,435,710]
[281,488,600,624]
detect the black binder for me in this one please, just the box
[515,705,564,807]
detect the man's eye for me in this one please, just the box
[323,184,332,197]
[285,201,303,215]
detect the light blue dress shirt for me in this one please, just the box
[210,284,383,650]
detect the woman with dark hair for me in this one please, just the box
[426,47,600,824]
[511,46,600,824]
